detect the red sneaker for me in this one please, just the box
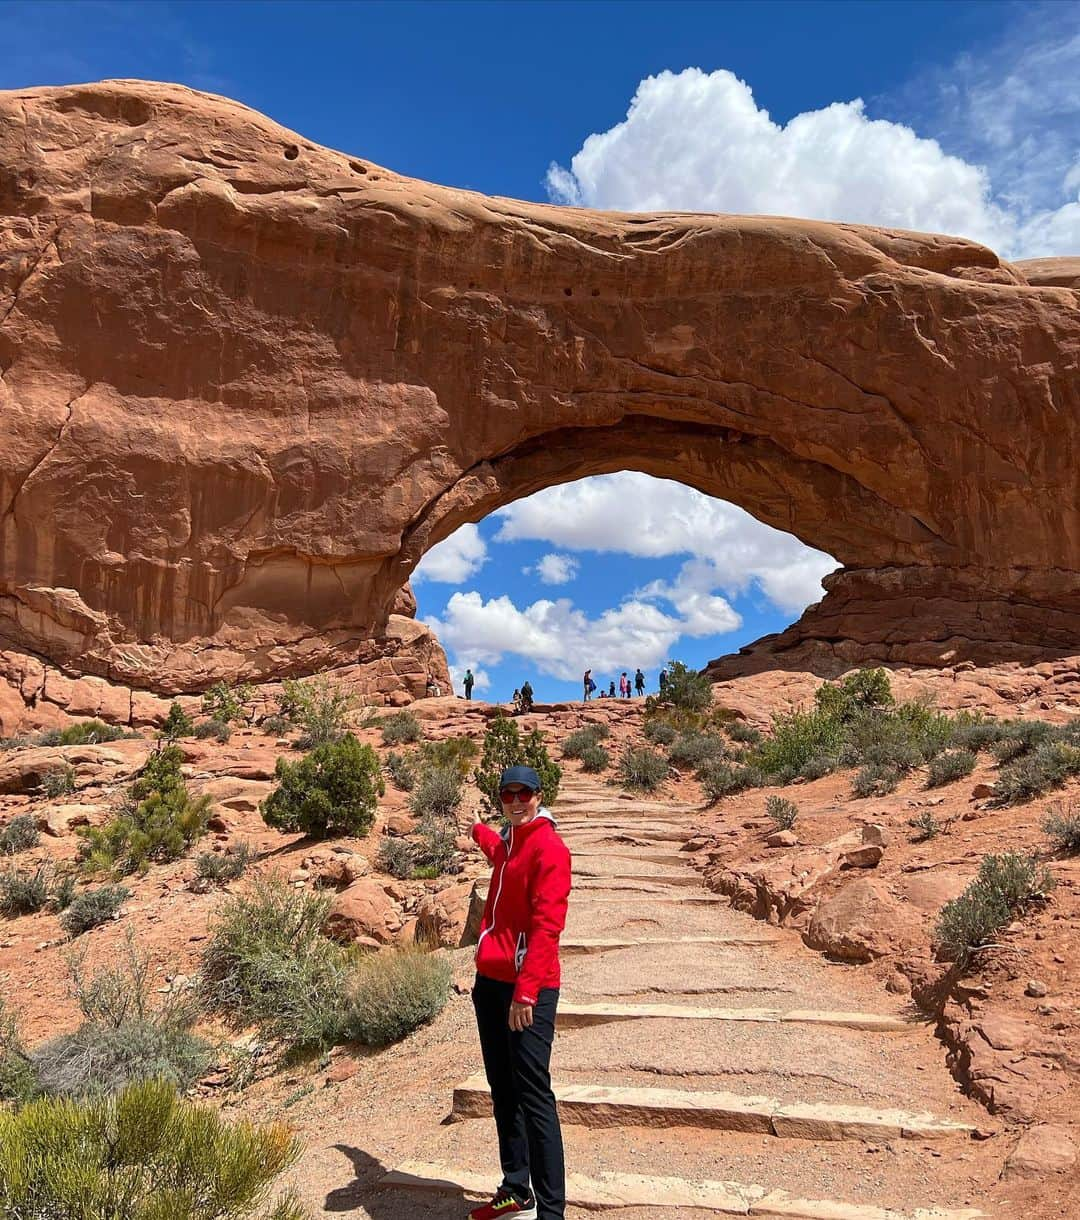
[468,1189,537,1220]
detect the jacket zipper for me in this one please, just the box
[475,824,513,954]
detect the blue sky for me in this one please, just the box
[4,0,1078,701]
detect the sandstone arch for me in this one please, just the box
[1,80,1079,695]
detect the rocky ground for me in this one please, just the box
[1,665,1078,1217]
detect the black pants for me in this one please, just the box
[472,974,565,1220]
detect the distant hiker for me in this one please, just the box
[512,688,521,710]
[634,668,645,696]
[469,765,571,1220]
[659,667,668,696]
[608,680,615,698]
[583,669,595,701]
[464,668,475,700]
[520,680,534,713]
[426,675,441,698]
[619,672,630,699]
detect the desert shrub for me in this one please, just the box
[194,717,232,743]
[562,726,609,759]
[376,837,416,880]
[200,680,254,725]
[798,755,836,781]
[0,814,39,855]
[412,813,459,877]
[765,795,798,831]
[32,941,210,1098]
[195,843,254,885]
[475,716,561,816]
[408,766,462,821]
[384,750,418,791]
[990,719,1056,763]
[41,764,76,798]
[579,743,609,773]
[53,720,129,746]
[667,730,725,769]
[261,734,383,839]
[698,759,763,801]
[908,810,943,842]
[50,871,77,910]
[814,667,894,722]
[342,945,451,1047]
[949,718,1008,752]
[935,852,1055,968]
[0,865,51,917]
[850,763,901,798]
[200,876,349,1050]
[616,746,669,792]
[78,745,210,876]
[754,709,845,782]
[0,1079,305,1220]
[0,997,35,1105]
[279,676,355,748]
[992,739,1080,805]
[643,718,677,746]
[420,735,480,779]
[727,720,763,746]
[926,749,976,788]
[160,702,195,741]
[260,713,291,737]
[380,711,422,746]
[60,884,130,936]
[1043,804,1080,855]
[661,660,712,712]
[0,736,31,752]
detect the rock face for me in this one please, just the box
[2,80,1080,693]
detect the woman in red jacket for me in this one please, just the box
[468,765,572,1220]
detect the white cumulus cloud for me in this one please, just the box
[412,523,487,584]
[546,66,1080,259]
[531,553,580,585]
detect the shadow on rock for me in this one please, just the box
[326,1144,469,1217]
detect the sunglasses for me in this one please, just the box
[499,788,537,803]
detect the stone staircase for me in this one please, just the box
[379,775,994,1219]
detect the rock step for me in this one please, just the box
[564,893,726,905]
[450,1078,976,1142]
[557,1001,912,1033]
[561,827,692,842]
[382,1160,984,1219]
[571,850,690,865]
[561,935,782,954]
[572,870,702,886]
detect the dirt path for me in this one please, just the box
[286,774,1008,1219]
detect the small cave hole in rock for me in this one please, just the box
[283,144,300,160]
[349,160,368,174]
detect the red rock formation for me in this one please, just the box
[1,80,1079,696]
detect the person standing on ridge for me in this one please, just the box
[583,669,594,701]
[520,680,534,713]
[619,672,630,699]
[464,668,475,700]
[658,667,669,697]
[469,765,571,1220]
[608,680,615,698]
[634,668,645,697]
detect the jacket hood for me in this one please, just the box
[499,806,556,841]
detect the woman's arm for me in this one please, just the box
[471,820,503,863]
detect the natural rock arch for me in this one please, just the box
[1,79,1079,694]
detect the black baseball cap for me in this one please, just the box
[499,765,542,791]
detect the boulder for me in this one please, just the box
[805,879,918,962]
[38,803,103,836]
[324,879,403,945]
[1003,1124,1078,1179]
[415,880,483,948]
[0,746,134,794]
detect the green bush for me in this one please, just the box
[41,764,76,798]
[643,718,677,746]
[727,720,763,746]
[992,740,1080,805]
[562,726,608,759]
[200,680,254,726]
[699,759,762,802]
[908,810,942,842]
[0,1080,306,1220]
[412,814,459,877]
[0,865,51,917]
[0,814,39,855]
[579,743,609,773]
[52,720,129,746]
[851,763,901,798]
[380,711,422,746]
[990,719,1056,763]
[279,676,355,747]
[160,702,195,741]
[935,852,1055,968]
[926,749,976,788]
[384,750,418,791]
[194,718,232,743]
[51,871,76,910]
[200,876,349,1050]
[475,716,561,817]
[377,837,416,880]
[814,668,894,721]
[195,843,254,885]
[0,997,35,1105]
[78,745,210,876]
[262,734,383,839]
[343,946,451,1047]
[754,709,845,782]
[661,660,712,712]
[1044,805,1080,855]
[408,766,462,821]
[260,713,291,737]
[616,746,668,792]
[765,795,798,831]
[798,755,836,781]
[668,730,725,769]
[60,885,130,936]
[419,735,480,779]
[949,718,1007,752]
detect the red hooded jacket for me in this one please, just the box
[472,810,572,1006]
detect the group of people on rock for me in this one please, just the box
[582,667,650,701]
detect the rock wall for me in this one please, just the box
[2,80,1079,694]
